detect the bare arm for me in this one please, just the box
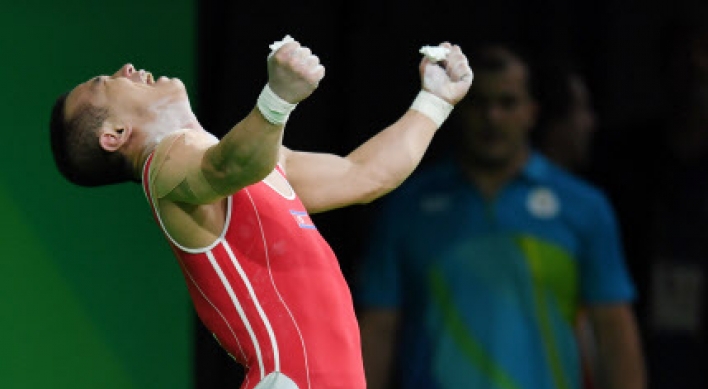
[360,309,400,389]
[282,43,473,213]
[587,304,647,389]
[200,108,285,196]
[280,109,439,213]
[155,38,324,204]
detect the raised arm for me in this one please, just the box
[282,43,473,213]
[153,37,325,204]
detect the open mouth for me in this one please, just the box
[138,70,155,85]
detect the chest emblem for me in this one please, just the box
[290,210,316,229]
[526,187,560,219]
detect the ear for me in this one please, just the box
[99,122,132,152]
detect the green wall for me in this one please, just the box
[0,2,195,388]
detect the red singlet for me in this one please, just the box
[142,155,365,389]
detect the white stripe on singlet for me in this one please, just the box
[222,241,281,372]
[245,188,312,389]
[177,253,248,363]
[206,250,266,378]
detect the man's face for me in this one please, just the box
[559,75,596,168]
[456,63,537,167]
[64,63,191,130]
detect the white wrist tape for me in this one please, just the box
[257,84,297,125]
[410,90,453,128]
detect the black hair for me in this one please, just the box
[466,44,534,98]
[49,93,137,187]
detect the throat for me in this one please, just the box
[460,150,529,199]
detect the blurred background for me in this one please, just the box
[1,0,706,388]
[0,1,194,388]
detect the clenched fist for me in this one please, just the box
[419,43,472,105]
[267,37,325,104]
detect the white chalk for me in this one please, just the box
[269,35,295,56]
[419,45,450,62]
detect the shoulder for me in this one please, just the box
[392,160,458,199]
[149,130,219,199]
[540,157,611,208]
[532,155,617,230]
[404,159,459,192]
[376,160,460,220]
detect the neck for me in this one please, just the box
[128,120,202,182]
[131,139,160,182]
[459,146,530,198]
[541,145,579,173]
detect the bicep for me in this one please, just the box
[586,304,639,341]
[281,147,385,213]
[359,309,400,359]
[359,309,400,340]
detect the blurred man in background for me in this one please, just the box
[356,45,646,389]
[531,62,597,175]
[531,61,604,388]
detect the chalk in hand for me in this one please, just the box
[269,35,295,55]
[419,45,450,62]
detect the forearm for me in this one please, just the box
[360,310,399,389]
[346,109,440,200]
[362,334,396,389]
[346,45,468,202]
[598,332,646,389]
[594,308,647,389]
[277,42,470,212]
[202,37,322,192]
[204,108,284,190]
